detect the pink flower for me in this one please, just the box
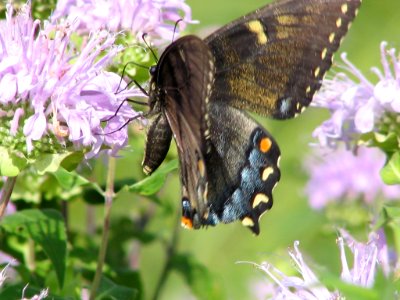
[0,3,143,158]
[251,229,396,299]
[52,0,197,44]
[304,147,400,209]
[313,42,400,148]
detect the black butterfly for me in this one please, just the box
[142,0,361,235]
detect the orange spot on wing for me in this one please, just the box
[181,216,193,229]
[259,137,272,153]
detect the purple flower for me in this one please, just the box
[51,0,196,44]
[304,146,400,209]
[338,229,396,287]
[0,3,143,159]
[251,230,393,299]
[251,241,337,299]
[313,42,400,148]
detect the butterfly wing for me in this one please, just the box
[144,36,215,223]
[195,101,281,235]
[145,35,280,234]
[143,0,361,234]
[205,0,361,119]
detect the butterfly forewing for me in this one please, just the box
[145,36,215,225]
[205,0,361,119]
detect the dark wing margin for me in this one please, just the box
[205,0,362,119]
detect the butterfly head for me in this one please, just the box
[149,65,157,77]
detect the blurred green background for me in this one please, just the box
[70,1,400,299]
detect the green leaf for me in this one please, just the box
[170,254,226,300]
[96,276,138,300]
[361,132,399,154]
[0,283,67,300]
[383,205,400,220]
[1,209,67,288]
[381,205,400,256]
[111,269,143,300]
[337,283,379,300]
[53,168,89,190]
[60,151,84,171]
[381,152,400,185]
[0,147,28,176]
[319,270,379,300]
[128,159,178,196]
[34,152,79,175]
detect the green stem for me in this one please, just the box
[0,176,17,220]
[152,216,180,300]
[89,157,116,300]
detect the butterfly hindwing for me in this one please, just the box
[205,0,361,119]
[199,102,281,234]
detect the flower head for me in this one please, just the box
[252,241,337,300]
[304,146,400,210]
[0,3,143,160]
[51,0,196,44]
[338,229,393,287]
[313,42,400,148]
[252,230,394,299]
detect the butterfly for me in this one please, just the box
[142,0,361,235]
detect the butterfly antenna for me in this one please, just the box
[116,61,149,93]
[172,19,183,42]
[132,79,149,97]
[103,93,148,122]
[105,65,150,123]
[142,33,158,63]
[106,113,144,135]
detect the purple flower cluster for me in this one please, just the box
[304,146,400,209]
[0,3,144,158]
[252,229,395,299]
[51,0,196,44]
[313,42,400,148]
[338,229,394,286]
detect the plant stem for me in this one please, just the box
[152,216,180,300]
[0,176,17,220]
[89,156,116,300]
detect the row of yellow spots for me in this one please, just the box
[197,158,210,205]
[294,102,306,117]
[246,20,268,45]
[309,2,356,95]
[204,56,214,145]
[241,136,278,229]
